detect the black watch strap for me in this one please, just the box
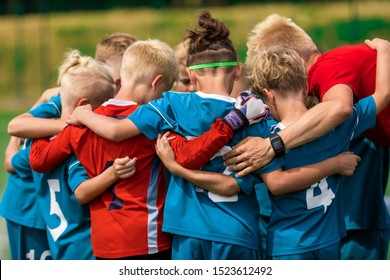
[269,133,285,157]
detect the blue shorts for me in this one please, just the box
[6,219,52,260]
[172,235,259,260]
[341,229,390,260]
[272,242,340,260]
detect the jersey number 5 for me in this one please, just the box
[47,179,68,241]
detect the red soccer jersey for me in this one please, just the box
[307,44,390,146]
[31,99,171,258]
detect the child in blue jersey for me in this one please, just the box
[245,43,389,260]
[0,94,61,260]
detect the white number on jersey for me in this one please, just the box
[194,144,238,202]
[306,178,335,213]
[47,179,68,241]
[26,249,52,260]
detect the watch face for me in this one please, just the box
[270,134,285,157]
[273,139,283,151]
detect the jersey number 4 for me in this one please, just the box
[306,178,335,213]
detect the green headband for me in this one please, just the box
[188,61,238,70]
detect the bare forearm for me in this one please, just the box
[263,157,339,195]
[74,166,118,204]
[279,101,349,150]
[8,114,66,138]
[167,162,240,196]
[4,136,22,173]
[73,110,139,142]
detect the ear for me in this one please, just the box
[77,97,89,107]
[262,88,275,104]
[151,75,164,90]
[234,63,243,81]
[114,78,121,91]
[187,68,198,85]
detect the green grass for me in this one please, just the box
[0,1,389,112]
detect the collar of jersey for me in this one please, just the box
[194,91,236,103]
[102,98,138,107]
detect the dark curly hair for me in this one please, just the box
[185,10,237,72]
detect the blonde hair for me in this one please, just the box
[120,39,178,91]
[95,32,138,62]
[246,14,319,73]
[58,49,116,110]
[249,46,307,100]
[175,39,189,67]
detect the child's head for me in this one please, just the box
[58,50,115,112]
[95,32,138,88]
[95,32,138,63]
[185,10,240,86]
[120,39,178,95]
[174,39,195,92]
[249,46,307,105]
[246,14,319,73]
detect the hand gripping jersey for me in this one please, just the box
[308,44,390,146]
[30,99,171,258]
[266,96,376,257]
[128,91,283,252]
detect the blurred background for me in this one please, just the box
[0,0,389,259]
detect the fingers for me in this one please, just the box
[223,149,242,164]
[235,166,257,178]
[114,156,137,179]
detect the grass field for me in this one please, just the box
[0,1,389,260]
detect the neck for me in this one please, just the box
[115,81,149,104]
[277,98,308,127]
[195,74,234,97]
[60,107,73,121]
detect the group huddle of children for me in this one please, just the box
[1,10,389,260]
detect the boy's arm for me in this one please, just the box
[365,38,390,114]
[74,157,136,205]
[156,133,240,196]
[8,90,64,138]
[166,119,233,169]
[8,113,66,138]
[4,136,23,173]
[29,127,73,173]
[261,151,361,195]
[66,104,141,142]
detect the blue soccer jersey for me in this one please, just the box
[0,95,61,228]
[341,137,390,231]
[33,153,94,260]
[129,91,283,252]
[266,96,377,258]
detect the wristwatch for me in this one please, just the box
[269,133,285,157]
